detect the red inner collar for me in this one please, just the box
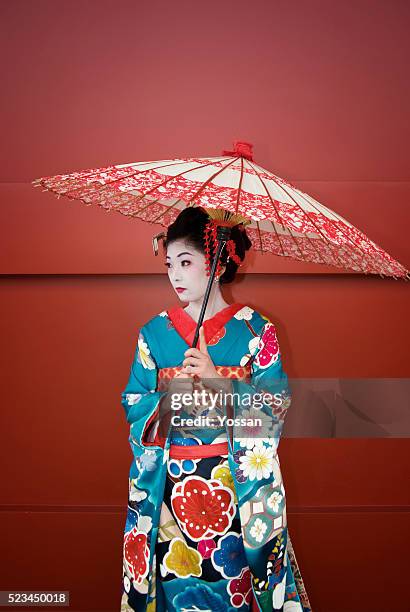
[167,302,245,346]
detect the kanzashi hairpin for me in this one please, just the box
[226,238,242,266]
[204,218,224,278]
[152,231,166,256]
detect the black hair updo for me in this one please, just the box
[164,207,252,285]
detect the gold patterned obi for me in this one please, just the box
[157,364,252,392]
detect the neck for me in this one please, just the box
[184,285,230,323]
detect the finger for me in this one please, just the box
[199,325,208,354]
[178,368,193,378]
[176,367,187,375]
[183,356,202,367]
[184,365,201,375]
[184,348,202,358]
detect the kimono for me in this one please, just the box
[120,303,312,612]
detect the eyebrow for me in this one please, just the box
[166,251,193,259]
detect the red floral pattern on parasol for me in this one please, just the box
[32,142,410,280]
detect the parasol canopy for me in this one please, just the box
[32,141,409,281]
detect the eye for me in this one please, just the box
[164,260,191,268]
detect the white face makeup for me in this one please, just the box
[165,239,224,303]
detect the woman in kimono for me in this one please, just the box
[120,207,312,612]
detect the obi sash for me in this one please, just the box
[155,364,252,454]
[157,363,252,391]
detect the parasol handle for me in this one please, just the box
[191,225,232,348]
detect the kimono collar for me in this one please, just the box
[167,302,245,346]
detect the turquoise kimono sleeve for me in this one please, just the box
[121,326,167,444]
[231,321,292,451]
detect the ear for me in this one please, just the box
[218,263,226,276]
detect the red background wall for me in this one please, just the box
[1,1,409,611]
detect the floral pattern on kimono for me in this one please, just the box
[120,304,312,612]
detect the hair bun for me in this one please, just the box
[164,207,252,285]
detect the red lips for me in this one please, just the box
[176,288,186,293]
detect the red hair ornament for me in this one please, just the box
[203,219,244,279]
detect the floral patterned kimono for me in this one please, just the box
[120,303,312,612]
